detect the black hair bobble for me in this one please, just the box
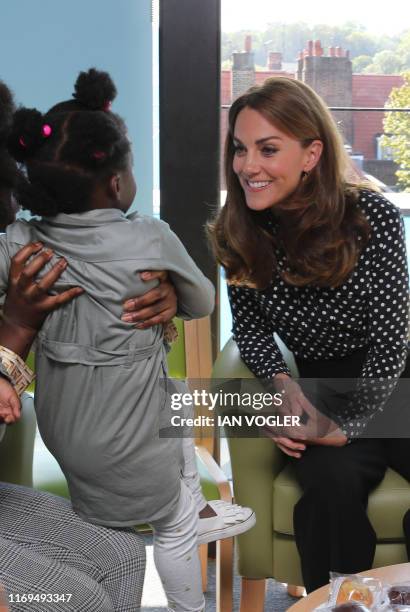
[8,108,47,162]
[73,68,117,111]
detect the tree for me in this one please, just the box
[221,22,399,68]
[352,55,373,73]
[364,50,404,74]
[383,72,410,191]
[345,31,379,58]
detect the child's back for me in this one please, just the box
[0,209,214,526]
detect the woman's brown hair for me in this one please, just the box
[208,77,371,288]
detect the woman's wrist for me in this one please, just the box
[273,372,291,391]
[0,345,35,396]
[0,317,38,361]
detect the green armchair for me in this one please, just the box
[212,338,410,611]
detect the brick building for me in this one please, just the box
[221,37,404,187]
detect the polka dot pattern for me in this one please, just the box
[228,190,409,437]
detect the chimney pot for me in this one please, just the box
[314,40,323,56]
[268,51,282,70]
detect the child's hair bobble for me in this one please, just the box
[42,124,52,138]
[92,150,106,160]
[73,68,117,111]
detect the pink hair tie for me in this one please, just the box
[42,124,52,138]
[19,136,27,148]
[102,100,112,111]
[92,150,106,160]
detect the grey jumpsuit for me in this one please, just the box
[0,209,215,528]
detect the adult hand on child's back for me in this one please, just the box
[3,242,83,332]
[122,270,177,328]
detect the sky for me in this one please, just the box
[221,0,408,35]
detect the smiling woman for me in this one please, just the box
[232,107,323,211]
[210,77,370,289]
[208,75,410,595]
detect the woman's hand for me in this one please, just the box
[269,422,348,458]
[3,242,83,332]
[274,373,318,425]
[122,270,177,328]
[267,373,348,456]
[0,242,83,359]
[272,436,307,459]
[0,377,20,425]
[308,429,348,447]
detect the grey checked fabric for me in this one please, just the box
[0,483,145,611]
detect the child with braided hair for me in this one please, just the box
[0,69,254,612]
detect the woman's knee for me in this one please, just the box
[295,456,359,497]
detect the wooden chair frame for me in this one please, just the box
[183,317,234,612]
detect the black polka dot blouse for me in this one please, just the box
[228,190,409,437]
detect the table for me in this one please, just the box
[288,563,410,611]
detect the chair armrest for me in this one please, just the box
[0,393,36,487]
[195,444,232,503]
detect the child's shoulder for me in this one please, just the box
[126,212,173,237]
[4,218,36,247]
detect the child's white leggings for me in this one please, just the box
[151,480,205,612]
[149,382,208,611]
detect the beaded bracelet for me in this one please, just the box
[163,321,179,344]
[0,345,35,396]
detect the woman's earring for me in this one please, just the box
[301,170,309,180]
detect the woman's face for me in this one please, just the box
[232,107,322,211]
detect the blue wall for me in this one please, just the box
[0,0,153,215]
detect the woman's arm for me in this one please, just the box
[0,243,83,424]
[228,284,347,453]
[0,243,83,359]
[343,196,409,438]
[228,283,290,378]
